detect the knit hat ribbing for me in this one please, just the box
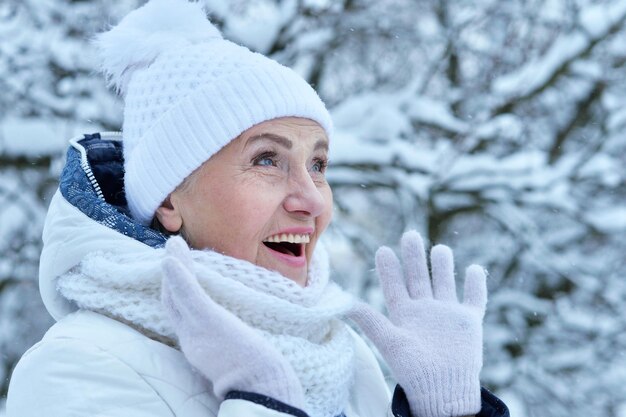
[95,0,333,224]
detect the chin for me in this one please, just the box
[258,242,310,286]
[281,268,308,287]
[269,264,307,286]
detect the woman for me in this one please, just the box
[6,1,508,416]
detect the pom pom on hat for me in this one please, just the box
[94,0,222,96]
[95,0,333,225]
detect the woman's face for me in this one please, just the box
[156,117,333,286]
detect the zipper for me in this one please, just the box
[69,132,123,202]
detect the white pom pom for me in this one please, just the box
[93,0,222,96]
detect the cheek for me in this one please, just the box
[199,180,282,253]
[317,185,334,230]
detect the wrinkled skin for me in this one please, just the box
[156,117,333,286]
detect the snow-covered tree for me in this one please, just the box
[1,1,625,415]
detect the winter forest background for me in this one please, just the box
[0,0,625,415]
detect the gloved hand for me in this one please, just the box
[161,236,305,409]
[348,231,487,417]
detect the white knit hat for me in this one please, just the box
[94,0,333,225]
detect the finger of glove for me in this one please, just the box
[430,244,458,302]
[161,257,258,369]
[162,257,262,345]
[375,246,410,309]
[463,264,487,314]
[161,267,183,327]
[401,231,433,299]
[165,235,194,266]
[347,301,397,348]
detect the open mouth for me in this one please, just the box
[263,241,303,257]
[262,233,310,258]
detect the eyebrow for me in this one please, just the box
[245,133,329,152]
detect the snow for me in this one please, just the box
[406,97,469,134]
[0,117,99,157]
[50,38,88,69]
[608,107,626,132]
[2,1,626,415]
[496,389,527,417]
[0,178,37,244]
[302,0,333,9]
[585,207,626,232]
[330,129,436,173]
[293,28,334,52]
[580,0,626,38]
[569,60,602,79]
[542,347,594,371]
[541,0,568,23]
[494,0,626,101]
[224,0,297,54]
[443,151,562,194]
[493,32,588,98]
[489,290,552,315]
[331,91,411,138]
[481,361,514,385]
[578,153,622,187]
[201,0,229,17]
[332,88,468,138]
[473,114,523,142]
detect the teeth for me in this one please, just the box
[264,233,311,244]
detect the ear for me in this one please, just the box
[155,195,183,233]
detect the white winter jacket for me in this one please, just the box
[6,134,392,417]
[7,309,390,417]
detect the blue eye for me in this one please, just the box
[312,158,328,173]
[257,157,275,166]
[253,151,278,167]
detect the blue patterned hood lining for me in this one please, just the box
[59,132,167,248]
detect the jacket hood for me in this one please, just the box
[40,133,167,320]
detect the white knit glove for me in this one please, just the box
[348,231,486,417]
[161,236,306,409]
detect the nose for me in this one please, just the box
[283,167,326,218]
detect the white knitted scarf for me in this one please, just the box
[57,241,355,417]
